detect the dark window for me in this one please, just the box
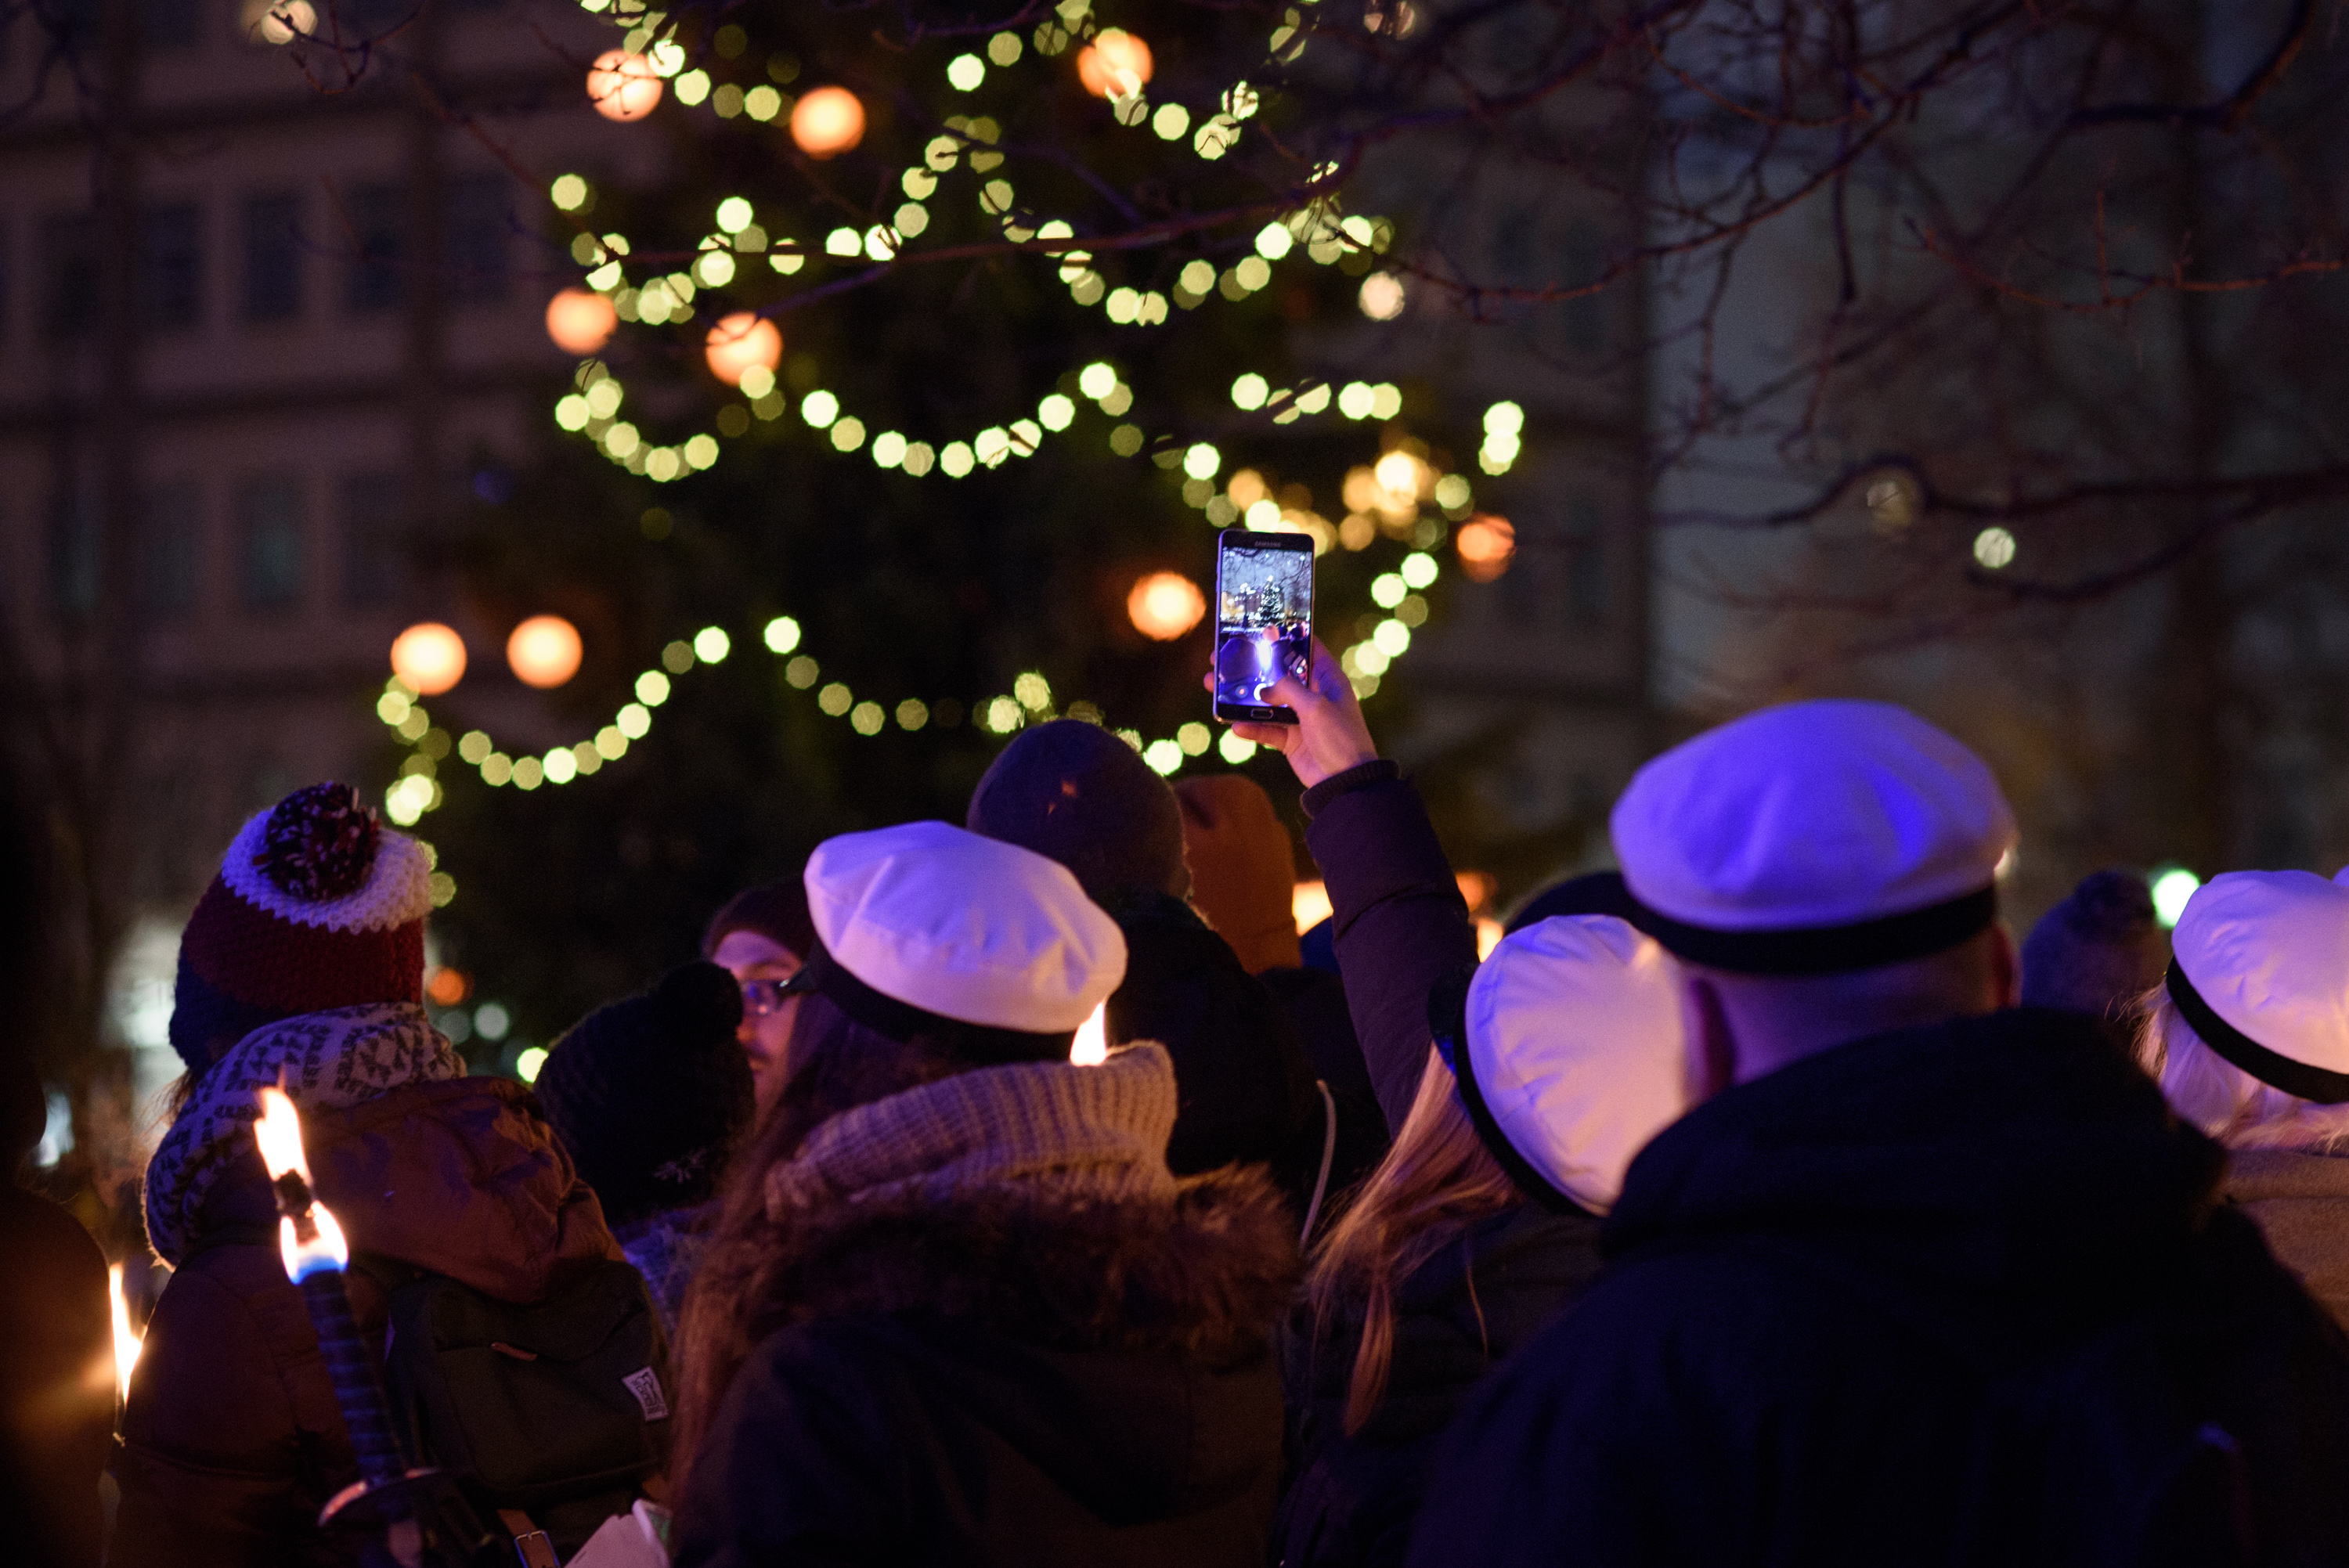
[41,213,97,340]
[142,204,204,329]
[339,471,405,605]
[240,193,304,322]
[441,175,511,304]
[236,477,305,610]
[49,488,99,618]
[140,481,203,613]
[141,0,202,47]
[345,182,405,313]
[1558,222,1605,357]
[1564,497,1607,619]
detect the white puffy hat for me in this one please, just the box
[1436,915,1692,1214]
[803,821,1127,1044]
[1611,699,2017,974]
[2168,871,2349,1105]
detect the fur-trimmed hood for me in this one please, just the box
[752,1161,1300,1358]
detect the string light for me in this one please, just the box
[789,86,867,157]
[507,616,583,689]
[586,50,662,121]
[546,287,618,355]
[390,623,468,695]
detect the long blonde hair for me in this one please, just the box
[2135,985,2349,1152]
[1303,1048,1520,1434]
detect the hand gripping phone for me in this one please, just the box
[1211,528,1315,726]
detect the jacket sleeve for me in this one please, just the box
[110,1256,354,1568]
[670,1328,906,1568]
[1301,762,1479,1134]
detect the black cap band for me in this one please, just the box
[1427,970,1590,1218]
[801,943,1074,1066]
[2166,959,2349,1105]
[1631,884,1999,976]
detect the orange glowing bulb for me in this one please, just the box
[507,615,583,690]
[789,86,866,157]
[1127,571,1207,640]
[1456,515,1517,582]
[705,312,784,386]
[545,287,618,355]
[587,50,663,122]
[390,622,467,696]
[1077,30,1153,98]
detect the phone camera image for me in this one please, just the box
[1214,539,1313,718]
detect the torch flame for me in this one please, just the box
[254,1086,311,1184]
[108,1263,142,1405]
[280,1206,351,1282]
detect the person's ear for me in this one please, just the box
[1685,975,1738,1098]
[1987,922,2020,1011]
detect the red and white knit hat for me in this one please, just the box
[174,783,433,1047]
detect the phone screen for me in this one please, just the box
[1212,529,1315,726]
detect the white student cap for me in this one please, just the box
[1436,915,1691,1215]
[803,821,1127,1036]
[1611,699,2018,974]
[2167,871,2349,1105]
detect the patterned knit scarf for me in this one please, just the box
[765,1042,1179,1217]
[145,1001,465,1265]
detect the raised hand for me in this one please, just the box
[1209,637,1380,789]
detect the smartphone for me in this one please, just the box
[1212,528,1315,726]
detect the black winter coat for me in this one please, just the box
[1274,1204,1601,1568]
[1409,1007,2349,1568]
[673,1166,1299,1568]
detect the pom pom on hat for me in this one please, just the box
[805,820,1126,1036]
[2167,871,2349,1104]
[170,783,432,1072]
[1448,915,1691,1214]
[1611,699,2016,974]
[538,961,754,1226]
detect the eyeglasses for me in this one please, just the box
[741,970,815,1018]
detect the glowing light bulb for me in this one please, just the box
[1456,516,1517,582]
[545,287,618,355]
[2151,866,2200,929]
[1077,30,1153,98]
[704,312,783,385]
[1127,572,1206,640]
[390,623,467,696]
[507,615,583,689]
[586,50,663,122]
[789,87,866,157]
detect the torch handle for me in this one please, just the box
[300,1271,407,1487]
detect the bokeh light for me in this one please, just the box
[242,0,315,45]
[790,87,867,157]
[1456,516,1517,582]
[1359,272,1406,320]
[507,615,583,689]
[1128,572,1207,640]
[587,50,662,121]
[705,312,783,386]
[2151,865,2200,929]
[390,623,467,695]
[1077,30,1153,97]
[545,287,618,355]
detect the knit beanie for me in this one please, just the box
[702,874,816,961]
[169,783,432,1073]
[537,962,753,1228]
[1174,774,1301,974]
[966,719,1188,904]
[2022,869,2168,1040]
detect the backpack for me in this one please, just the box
[363,1255,672,1556]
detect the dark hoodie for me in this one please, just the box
[673,1168,1297,1568]
[1409,1007,2349,1568]
[112,1077,623,1568]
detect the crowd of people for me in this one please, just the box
[12,635,2349,1566]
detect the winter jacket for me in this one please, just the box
[2225,1147,2349,1333]
[1105,889,1326,1214]
[1298,762,1479,1134]
[1409,1007,2349,1568]
[616,1202,718,1341]
[111,1076,624,1568]
[0,1186,112,1568]
[1257,964,1391,1211]
[1274,1204,1601,1568]
[672,1166,1298,1568]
